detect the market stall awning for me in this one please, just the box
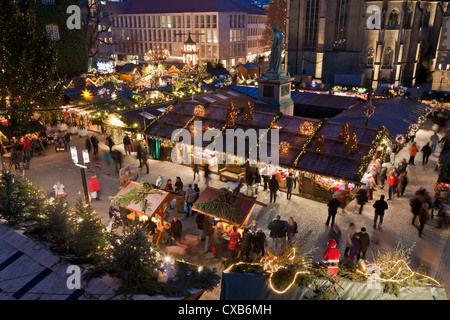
[331,96,428,138]
[193,186,267,226]
[294,121,380,183]
[0,120,47,139]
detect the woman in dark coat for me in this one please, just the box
[286,217,298,246]
[254,167,261,194]
[240,228,253,259]
[253,228,266,257]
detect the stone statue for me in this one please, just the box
[266,26,283,74]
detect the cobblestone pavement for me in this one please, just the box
[23,119,450,299]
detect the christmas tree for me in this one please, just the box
[346,132,358,154]
[243,101,254,121]
[338,122,349,140]
[225,101,237,128]
[314,134,325,152]
[0,0,64,128]
[69,198,109,260]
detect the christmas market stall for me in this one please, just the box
[292,121,383,204]
[434,140,450,219]
[193,186,267,234]
[111,181,184,244]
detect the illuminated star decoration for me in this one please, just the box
[82,88,93,99]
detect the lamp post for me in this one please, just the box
[71,146,90,204]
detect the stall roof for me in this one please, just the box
[374,86,420,100]
[294,121,380,182]
[291,91,361,110]
[0,120,46,139]
[193,186,266,226]
[331,97,428,138]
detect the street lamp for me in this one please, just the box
[71,146,90,204]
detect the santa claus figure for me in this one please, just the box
[323,239,341,266]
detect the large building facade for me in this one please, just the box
[287,0,449,88]
[111,0,268,68]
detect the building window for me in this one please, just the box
[304,0,319,49]
[45,24,60,41]
[388,10,398,27]
[421,7,430,28]
[333,0,348,51]
[367,47,374,65]
[212,15,217,28]
[403,6,412,28]
[382,47,393,66]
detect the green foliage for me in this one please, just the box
[0,0,64,126]
[106,227,164,290]
[110,181,161,214]
[193,192,241,223]
[68,198,109,260]
[0,171,47,225]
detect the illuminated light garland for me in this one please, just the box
[279,141,290,153]
[293,119,325,167]
[355,259,441,287]
[299,121,314,136]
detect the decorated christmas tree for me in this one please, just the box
[338,122,349,140]
[346,132,358,154]
[69,198,109,260]
[243,101,254,121]
[314,134,325,152]
[225,101,237,128]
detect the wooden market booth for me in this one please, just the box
[112,181,184,244]
[193,186,267,234]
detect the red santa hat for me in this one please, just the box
[327,239,337,248]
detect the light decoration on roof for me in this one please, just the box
[314,134,325,152]
[299,121,314,136]
[194,105,205,117]
[279,141,290,153]
[81,88,93,99]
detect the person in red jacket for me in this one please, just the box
[88,174,102,201]
[23,135,31,151]
[323,239,341,266]
[387,169,398,200]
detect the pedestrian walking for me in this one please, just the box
[357,227,370,260]
[196,213,205,240]
[263,174,270,191]
[378,163,388,188]
[193,163,200,181]
[357,185,368,214]
[344,223,356,257]
[202,215,214,253]
[135,141,143,168]
[204,163,211,186]
[240,227,253,260]
[373,195,388,229]
[140,147,149,174]
[268,215,285,255]
[326,194,341,226]
[102,152,112,175]
[421,142,432,165]
[23,149,31,170]
[123,133,132,155]
[170,216,183,243]
[253,228,266,257]
[248,219,258,252]
[430,132,439,154]
[418,202,429,238]
[246,166,255,197]
[286,172,295,200]
[396,171,408,197]
[85,136,92,154]
[387,169,398,200]
[87,174,101,201]
[105,134,115,153]
[408,142,418,165]
[268,175,279,203]
[184,184,196,217]
[193,183,200,202]
[111,149,122,173]
[254,167,261,195]
[212,222,225,259]
[410,194,424,226]
[63,132,71,151]
[286,217,298,247]
[227,226,241,259]
[90,135,99,155]
[397,158,408,174]
[348,233,360,263]
[174,176,184,195]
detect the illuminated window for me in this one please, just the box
[45,24,60,41]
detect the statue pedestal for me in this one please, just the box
[254,72,295,116]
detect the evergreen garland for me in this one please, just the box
[193,192,241,224]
